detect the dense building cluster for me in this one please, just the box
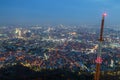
[0,25,120,73]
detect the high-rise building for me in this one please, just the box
[15,28,22,38]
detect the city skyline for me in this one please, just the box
[0,0,120,25]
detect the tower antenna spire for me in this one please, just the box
[94,13,107,80]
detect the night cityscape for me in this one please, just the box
[0,0,120,80]
[0,24,119,80]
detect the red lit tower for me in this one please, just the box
[94,13,107,80]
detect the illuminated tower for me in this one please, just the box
[94,13,107,80]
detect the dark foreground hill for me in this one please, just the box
[0,64,93,80]
[0,64,119,80]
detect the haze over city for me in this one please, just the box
[0,0,120,25]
